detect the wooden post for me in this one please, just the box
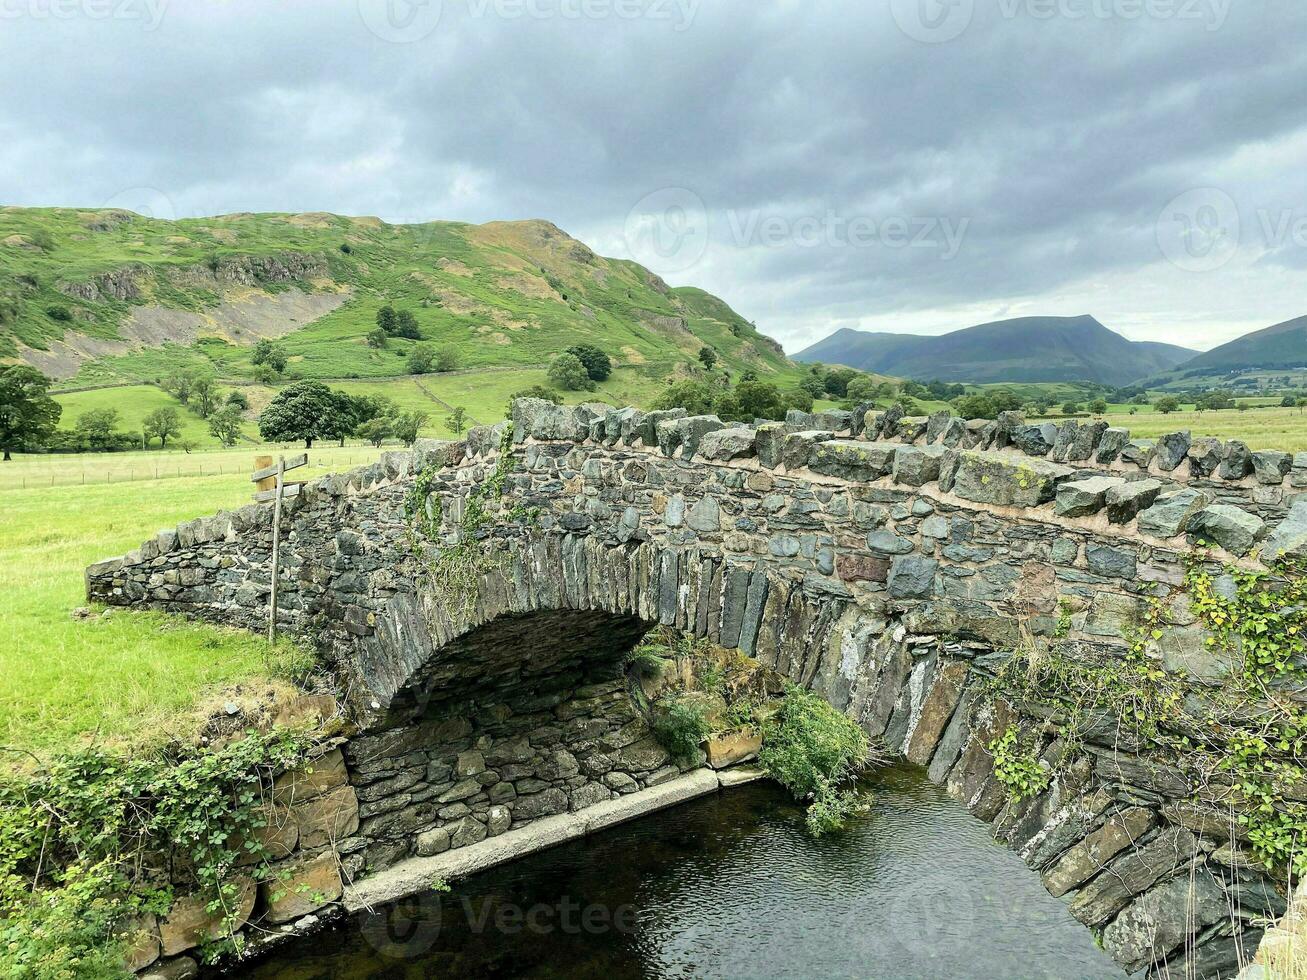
[268,455,285,644]
[254,454,276,493]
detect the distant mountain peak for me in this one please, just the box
[795,315,1197,386]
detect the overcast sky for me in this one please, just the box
[2,0,1305,354]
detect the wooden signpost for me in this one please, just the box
[252,453,308,642]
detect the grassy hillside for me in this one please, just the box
[796,315,1196,386]
[0,208,795,389]
[1145,314,1307,389]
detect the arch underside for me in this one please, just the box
[337,535,1266,980]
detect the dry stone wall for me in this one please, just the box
[90,398,1307,979]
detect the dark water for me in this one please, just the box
[241,764,1122,980]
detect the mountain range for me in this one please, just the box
[795,315,1198,387]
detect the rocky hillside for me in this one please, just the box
[0,208,790,386]
[796,315,1196,386]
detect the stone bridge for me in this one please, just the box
[88,399,1307,978]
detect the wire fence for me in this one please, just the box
[1,451,381,491]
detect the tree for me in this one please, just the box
[434,344,460,372]
[990,390,1023,413]
[0,366,62,460]
[357,416,392,448]
[258,380,338,448]
[1062,401,1082,416]
[697,346,717,370]
[191,374,220,418]
[394,309,421,340]
[799,375,826,399]
[1035,396,1058,416]
[1088,398,1108,415]
[844,375,880,405]
[783,388,814,413]
[408,343,437,374]
[142,406,182,448]
[366,328,388,349]
[207,405,243,447]
[1155,396,1181,415]
[391,411,427,447]
[566,344,612,382]
[375,305,397,336]
[506,386,561,417]
[954,394,997,419]
[226,390,250,410]
[822,367,859,398]
[651,380,715,415]
[164,370,194,405]
[445,406,469,434]
[548,352,595,391]
[251,339,289,374]
[74,408,121,450]
[732,380,787,421]
[1282,394,1299,408]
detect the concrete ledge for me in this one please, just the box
[344,767,730,911]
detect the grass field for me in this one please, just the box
[1119,406,1307,452]
[0,474,287,759]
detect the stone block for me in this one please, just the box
[807,440,896,481]
[1252,450,1291,485]
[1055,476,1126,518]
[1186,504,1266,556]
[781,430,835,470]
[294,784,360,850]
[704,731,762,769]
[1220,440,1253,480]
[1261,498,1307,563]
[1137,489,1208,538]
[1096,427,1131,464]
[656,415,725,460]
[1154,431,1192,472]
[699,427,758,462]
[949,452,1073,508]
[1013,423,1058,456]
[260,852,343,925]
[1102,872,1227,973]
[1042,806,1154,897]
[888,556,937,599]
[272,748,348,804]
[1104,479,1162,524]
[891,444,948,487]
[159,878,256,956]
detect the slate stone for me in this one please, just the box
[1186,504,1266,556]
[994,410,1025,448]
[1014,423,1059,456]
[1042,806,1155,897]
[1137,489,1208,538]
[656,415,725,460]
[888,556,937,598]
[1154,431,1192,472]
[1068,828,1199,926]
[1067,420,1108,461]
[1262,498,1307,563]
[1104,479,1163,524]
[1102,872,1227,973]
[1187,437,1225,478]
[511,399,589,442]
[1096,427,1131,464]
[697,427,757,462]
[888,446,951,488]
[1086,543,1137,579]
[755,422,786,468]
[949,452,1074,508]
[1252,450,1291,485]
[1055,476,1126,518]
[1051,420,1079,461]
[781,430,835,470]
[1120,439,1156,468]
[924,410,952,444]
[866,530,916,555]
[686,497,722,533]
[1219,440,1252,480]
[939,417,968,448]
[807,440,896,481]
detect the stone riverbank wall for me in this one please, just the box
[88,399,1307,979]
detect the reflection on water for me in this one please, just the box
[238,763,1122,980]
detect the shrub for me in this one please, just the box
[45,305,72,322]
[408,343,436,375]
[547,352,595,391]
[652,695,709,761]
[760,685,871,835]
[565,344,611,382]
